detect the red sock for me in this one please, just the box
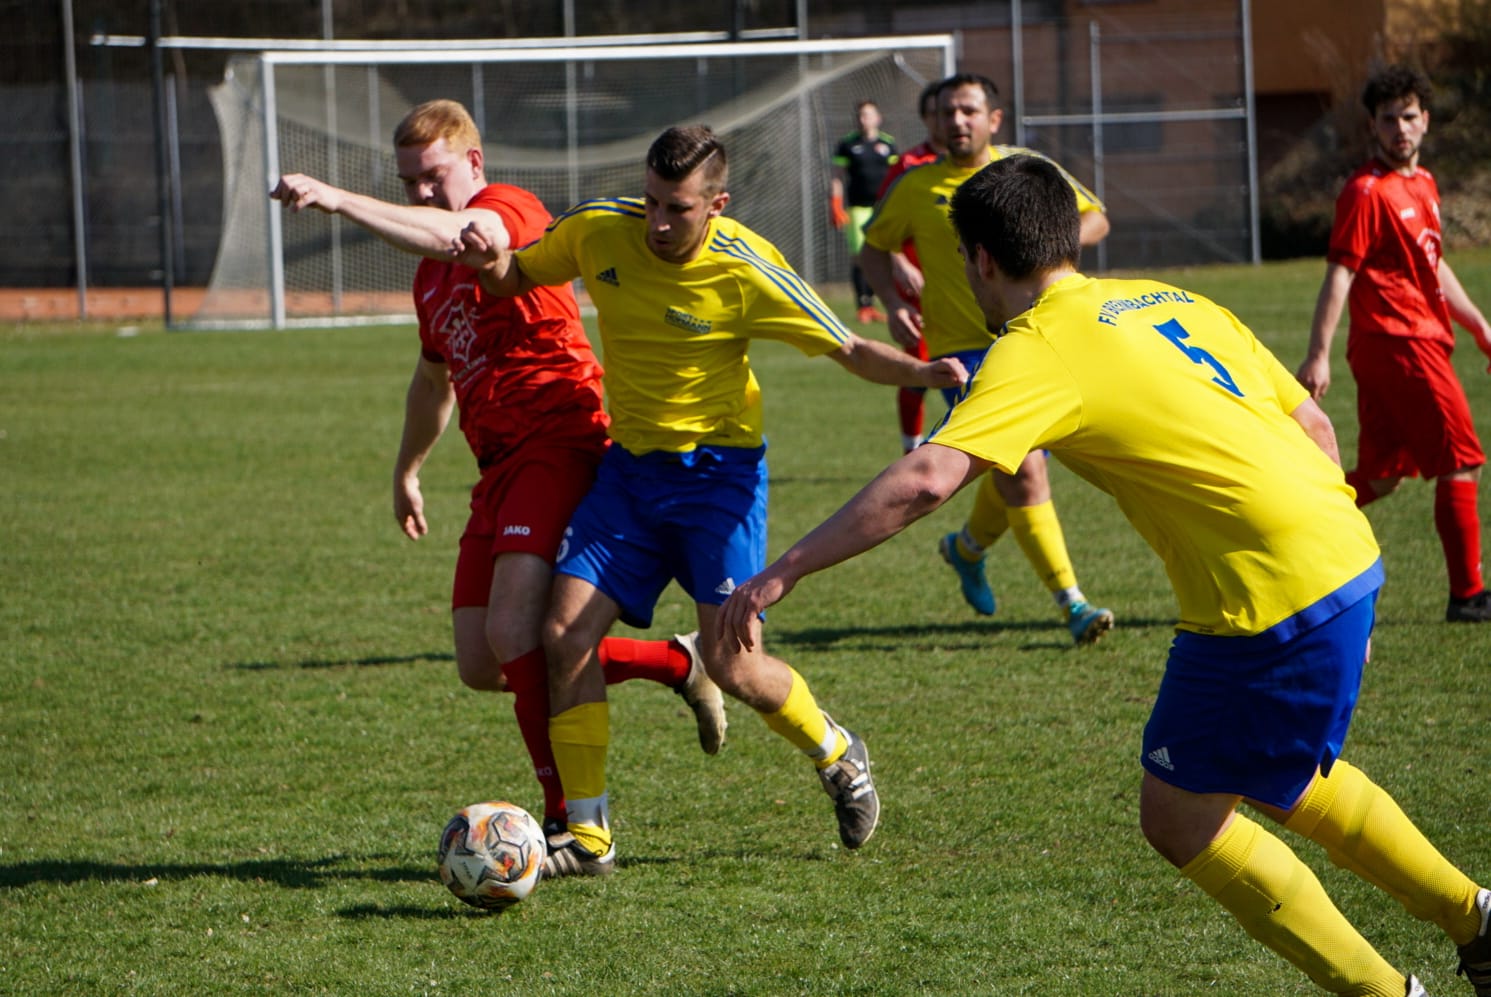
[499,648,564,823]
[1435,477,1484,598]
[897,387,925,439]
[597,636,689,686]
[1345,469,1379,508]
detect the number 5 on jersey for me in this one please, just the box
[1153,317,1243,397]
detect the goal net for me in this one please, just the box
[201,36,955,328]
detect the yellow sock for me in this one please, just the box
[1286,760,1483,944]
[963,471,1010,552]
[760,667,846,769]
[1183,813,1401,996]
[1007,499,1078,594]
[549,701,611,854]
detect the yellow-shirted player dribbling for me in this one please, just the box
[720,154,1491,997]
[453,125,968,876]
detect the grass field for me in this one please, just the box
[4,252,1491,995]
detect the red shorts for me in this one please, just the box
[450,443,604,610]
[1348,335,1485,482]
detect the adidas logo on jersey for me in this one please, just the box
[1147,746,1175,771]
[594,267,620,286]
[714,577,737,596]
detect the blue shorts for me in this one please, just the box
[556,443,768,629]
[1140,581,1379,809]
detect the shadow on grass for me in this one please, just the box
[339,903,470,919]
[0,855,430,890]
[227,651,454,671]
[770,616,1177,652]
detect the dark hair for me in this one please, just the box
[646,125,728,194]
[918,80,941,117]
[936,72,1001,110]
[948,155,1080,279]
[1361,64,1433,116]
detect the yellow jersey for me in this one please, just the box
[516,198,851,455]
[864,146,1104,358]
[930,273,1380,637]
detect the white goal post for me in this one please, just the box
[201,35,957,328]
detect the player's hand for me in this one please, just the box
[394,473,428,540]
[830,194,850,231]
[452,219,504,270]
[1295,354,1331,400]
[924,355,969,390]
[717,571,796,653]
[890,254,924,301]
[269,173,341,214]
[886,305,924,351]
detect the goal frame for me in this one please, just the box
[246,35,957,329]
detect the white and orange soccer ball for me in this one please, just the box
[437,801,546,911]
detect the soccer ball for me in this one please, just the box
[437,801,546,911]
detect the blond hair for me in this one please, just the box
[394,99,482,154]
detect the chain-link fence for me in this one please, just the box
[3,0,1255,320]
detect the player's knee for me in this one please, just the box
[540,617,591,682]
[997,464,1048,505]
[484,607,538,664]
[1138,806,1190,868]
[455,651,505,692]
[1375,477,1403,498]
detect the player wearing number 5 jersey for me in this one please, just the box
[722,154,1491,997]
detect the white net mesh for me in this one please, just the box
[202,39,952,327]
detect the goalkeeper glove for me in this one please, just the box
[830,193,849,230]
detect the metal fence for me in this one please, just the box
[2,0,1257,321]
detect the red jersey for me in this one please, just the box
[413,184,608,463]
[1327,159,1452,347]
[876,140,941,199]
[875,141,942,271]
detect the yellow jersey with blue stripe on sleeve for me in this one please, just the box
[929,273,1379,638]
[863,146,1104,360]
[515,197,851,455]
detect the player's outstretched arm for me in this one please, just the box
[1297,262,1354,398]
[270,172,506,261]
[718,444,984,651]
[392,356,456,541]
[1439,258,1491,369]
[270,173,349,215]
[454,220,534,298]
[827,333,967,389]
[858,244,924,349]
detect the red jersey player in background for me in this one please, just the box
[270,100,726,843]
[1296,65,1491,623]
[876,80,945,453]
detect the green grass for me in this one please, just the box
[4,253,1491,994]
